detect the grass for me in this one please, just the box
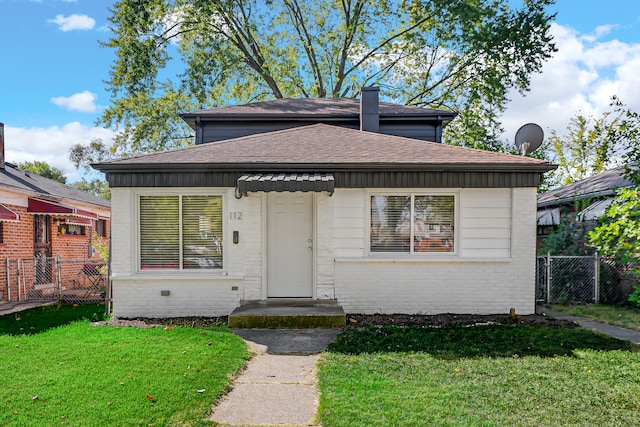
[549,303,640,331]
[318,323,640,427]
[0,304,249,427]
[0,303,107,335]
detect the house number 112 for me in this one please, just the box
[229,212,243,220]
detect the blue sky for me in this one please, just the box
[0,0,639,182]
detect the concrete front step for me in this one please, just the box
[229,299,346,328]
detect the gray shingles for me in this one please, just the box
[181,97,453,118]
[537,166,633,207]
[96,124,551,171]
[0,163,110,208]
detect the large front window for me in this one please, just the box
[139,195,223,270]
[370,194,455,253]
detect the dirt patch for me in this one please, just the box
[346,313,579,328]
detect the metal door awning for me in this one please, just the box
[0,204,19,222]
[536,208,560,226]
[236,173,335,197]
[577,198,615,221]
[27,198,98,220]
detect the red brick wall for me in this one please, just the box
[0,203,110,301]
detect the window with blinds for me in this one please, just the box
[139,195,223,270]
[370,194,455,253]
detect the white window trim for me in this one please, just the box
[135,190,227,275]
[366,189,459,258]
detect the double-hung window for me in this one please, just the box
[370,194,455,253]
[139,194,223,270]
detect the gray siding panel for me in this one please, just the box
[199,121,441,143]
[378,125,438,142]
[201,122,318,143]
[106,171,541,188]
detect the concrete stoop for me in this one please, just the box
[229,299,346,329]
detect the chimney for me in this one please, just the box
[0,122,5,170]
[360,87,379,132]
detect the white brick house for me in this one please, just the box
[94,93,554,318]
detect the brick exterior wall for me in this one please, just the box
[109,186,538,317]
[0,202,110,301]
[334,188,537,315]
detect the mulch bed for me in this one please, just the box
[92,313,578,329]
[346,313,579,328]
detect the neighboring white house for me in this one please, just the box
[94,92,554,318]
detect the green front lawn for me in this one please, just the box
[0,303,106,335]
[0,305,249,427]
[7,304,640,426]
[549,303,640,331]
[318,324,640,427]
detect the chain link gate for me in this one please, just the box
[536,254,637,305]
[3,256,105,304]
[21,256,61,301]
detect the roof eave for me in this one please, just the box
[93,161,554,174]
[179,111,458,129]
[537,188,624,208]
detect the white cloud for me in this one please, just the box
[581,24,617,43]
[3,123,115,183]
[51,91,99,113]
[500,22,640,145]
[49,14,95,32]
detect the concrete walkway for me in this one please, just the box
[0,300,56,316]
[209,311,640,426]
[540,306,640,344]
[208,329,341,427]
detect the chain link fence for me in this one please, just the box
[536,254,638,305]
[2,256,106,305]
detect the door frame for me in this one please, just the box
[261,192,317,300]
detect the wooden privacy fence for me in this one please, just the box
[1,256,106,305]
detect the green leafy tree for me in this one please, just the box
[87,0,556,160]
[589,188,640,267]
[68,138,112,200]
[608,97,640,184]
[588,187,640,306]
[91,233,110,277]
[545,96,640,187]
[71,178,111,200]
[17,161,67,184]
[539,199,596,256]
[69,138,112,170]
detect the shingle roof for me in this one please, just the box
[537,165,634,207]
[181,97,455,119]
[0,163,110,208]
[95,123,552,172]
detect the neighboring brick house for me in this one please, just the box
[0,123,110,301]
[94,88,555,318]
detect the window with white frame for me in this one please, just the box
[139,194,223,270]
[370,194,455,253]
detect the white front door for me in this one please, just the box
[267,192,313,298]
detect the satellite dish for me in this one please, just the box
[514,123,544,155]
